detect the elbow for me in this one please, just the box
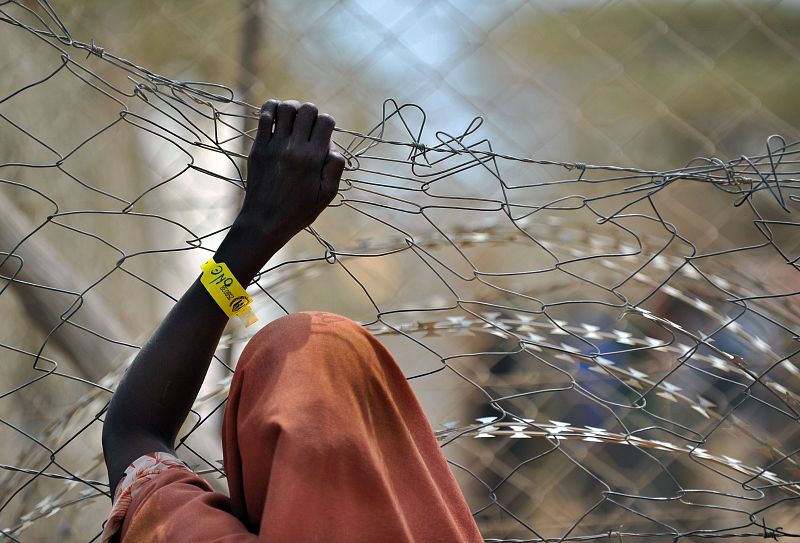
[101,397,123,453]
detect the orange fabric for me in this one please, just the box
[102,452,194,542]
[119,311,483,542]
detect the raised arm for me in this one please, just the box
[102,100,345,497]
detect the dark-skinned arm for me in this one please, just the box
[102,99,346,498]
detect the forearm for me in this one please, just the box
[102,218,278,493]
[102,99,345,497]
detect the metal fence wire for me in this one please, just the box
[1,0,800,541]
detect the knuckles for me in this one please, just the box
[285,139,324,160]
[260,99,278,114]
[316,113,335,129]
[298,102,318,116]
[317,112,334,123]
[278,99,300,111]
[248,99,339,188]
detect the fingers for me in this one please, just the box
[254,99,336,153]
[292,102,318,142]
[252,100,278,151]
[274,100,300,138]
[311,113,335,147]
[322,150,346,199]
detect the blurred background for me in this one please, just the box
[1,0,800,541]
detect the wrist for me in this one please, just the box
[214,217,281,283]
[233,212,289,247]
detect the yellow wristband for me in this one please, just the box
[200,258,258,327]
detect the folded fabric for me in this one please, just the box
[104,311,483,542]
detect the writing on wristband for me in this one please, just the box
[200,258,258,327]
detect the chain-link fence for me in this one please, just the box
[1,0,800,541]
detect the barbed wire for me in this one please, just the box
[1,0,799,541]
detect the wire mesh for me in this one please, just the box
[1,0,800,541]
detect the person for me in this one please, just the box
[101,100,484,542]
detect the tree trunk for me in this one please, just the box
[0,198,128,380]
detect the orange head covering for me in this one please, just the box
[116,312,483,542]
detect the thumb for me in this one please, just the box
[321,150,346,200]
